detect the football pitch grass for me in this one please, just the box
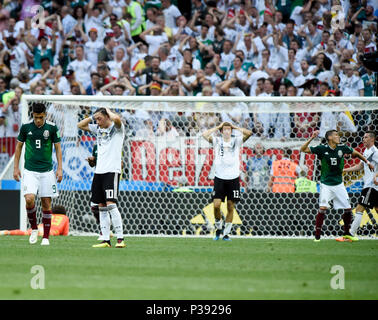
[0,236,377,300]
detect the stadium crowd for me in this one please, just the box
[0,0,377,161]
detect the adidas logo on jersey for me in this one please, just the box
[28,131,32,135]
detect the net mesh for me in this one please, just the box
[21,96,378,238]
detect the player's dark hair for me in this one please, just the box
[40,57,50,64]
[52,205,66,215]
[31,102,46,114]
[325,130,338,142]
[103,35,113,45]
[220,122,232,132]
[94,107,109,118]
[366,130,376,140]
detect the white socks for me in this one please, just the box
[224,222,232,236]
[99,207,111,241]
[108,204,124,239]
[214,219,223,230]
[350,212,363,236]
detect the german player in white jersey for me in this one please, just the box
[338,131,378,242]
[202,122,252,241]
[78,107,126,248]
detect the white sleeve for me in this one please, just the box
[358,79,364,91]
[172,6,182,19]
[88,123,98,134]
[373,148,378,164]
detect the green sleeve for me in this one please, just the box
[309,145,323,156]
[341,145,353,154]
[17,124,26,142]
[52,126,61,143]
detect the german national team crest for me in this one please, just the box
[43,130,49,139]
[338,150,343,158]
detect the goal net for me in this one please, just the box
[19,95,378,238]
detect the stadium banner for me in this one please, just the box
[59,191,376,237]
[55,136,364,192]
[60,137,311,185]
[128,136,309,186]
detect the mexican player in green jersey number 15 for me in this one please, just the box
[13,102,63,246]
[300,129,374,242]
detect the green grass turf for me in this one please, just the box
[0,236,377,300]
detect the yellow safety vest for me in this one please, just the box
[295,177,318,193]
[127,1,144,36]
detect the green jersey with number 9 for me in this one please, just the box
[17,120,61,173]
[310,143,353,186]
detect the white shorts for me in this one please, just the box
[22,169,59,198]
[319,183,351,209]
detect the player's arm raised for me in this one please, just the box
[202,123,223,144]
[54,142,63,182]
[77,116,92,132]
[351,149,374,172]
[343,160,364,172]
[231,123,253,142]
[13,141,24,181]
[300,130,319,153]
[105,107,122,128]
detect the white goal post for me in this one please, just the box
[15,95,378,238]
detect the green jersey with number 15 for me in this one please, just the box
[310,143,353,186]
[17,120,61,173]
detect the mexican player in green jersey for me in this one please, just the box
[301,129,374,242]
[13,102,63,246]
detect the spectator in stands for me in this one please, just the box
[86,72,103,96]
[66,45,96,89]
[2,95,21,156]
[23,35,56,70]
[61,5,77,35]
[98,36,116,62]
[282,19,303,49]
[125,0,145,43]
[134,56,170,93]
[340,63,364,96]
[158,44,177,80]
[225,56,249,93]
[244,142,272,192]
[5,36,27,77]
[97,61,116,86]
[108,47,128,79]
[178,62,196,96]
[84,28,103,66]
[268,148,301,193]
